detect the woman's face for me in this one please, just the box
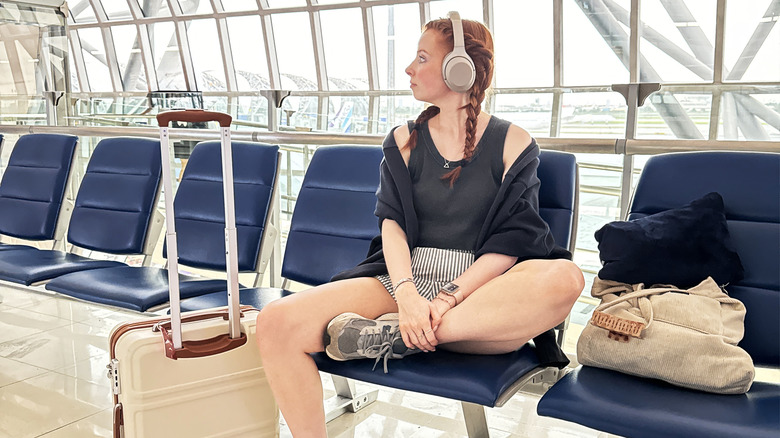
[405,29,450,103]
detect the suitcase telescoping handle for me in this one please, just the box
[153,307,255,359]
[156,109,242,355]
[157,109,232,128]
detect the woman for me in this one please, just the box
[256,13,584,437]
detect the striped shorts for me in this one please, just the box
[376,246,475,301]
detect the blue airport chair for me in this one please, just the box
[537,151,780,438]
[0,137,162,285]
[179,144,383,312]
[0,133,78,251]
[180,147,579,436]
[46,141,280,312]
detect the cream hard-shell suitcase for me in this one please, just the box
[108,110,278,437]
[109,307,278,437]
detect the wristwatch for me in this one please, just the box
[439,282,462,304]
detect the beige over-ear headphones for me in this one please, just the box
[442,11,476,93]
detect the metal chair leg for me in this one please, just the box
[323,375,378,423]
[461,401,490,438]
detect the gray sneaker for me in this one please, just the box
[324,312,419,373]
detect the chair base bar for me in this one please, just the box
[324,375,379,423]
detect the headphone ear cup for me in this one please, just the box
[442,50,476,93]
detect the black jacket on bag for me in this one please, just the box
[332,125,571,368]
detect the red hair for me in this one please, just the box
[403,17,494,187]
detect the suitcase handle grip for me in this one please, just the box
[154,308,254,360]
[157,109,232,127]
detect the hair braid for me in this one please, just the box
[402,105,440,151]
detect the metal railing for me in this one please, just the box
[2,124,777,154]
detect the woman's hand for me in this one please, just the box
[395,284,438,352]
[429,295,453,334]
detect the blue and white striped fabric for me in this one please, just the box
[376,247,475,301]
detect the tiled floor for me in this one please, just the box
[0,284,618,438]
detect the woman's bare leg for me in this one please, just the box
[436,259,584,354]
[256,277,397,438]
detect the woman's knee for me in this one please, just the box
[512,258,584,305]
[255,299,297,353]
[546,259,585,305]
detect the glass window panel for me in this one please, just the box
[428,0,482,21]
[204,96,228,113]
[111,25,147,91]
[0,43,14,93]
[639,0,715,83]
[316,0,354,5]
[637,91,711,139]
[560,92,627,137]
[222,0,259,12]
[67,44,81,92]
[320,8,368,90]
[724,1,780,82]
[101,0,132,20]
[493,94,552,137]
[719,92,780,141]
[280,96,319,130]
[150,22,185,90]
[372,3,422,90]
[235,95,269,129]
[174,0,213,15]
[134,0,171,17]
[563,0,629,85]
[493,0,552,87]
[185,19,226,90]
[266,0,306,8]
[78,28,113,91]
[273,13,317,89]
[227,16,269,91]
[574,151,627,295]
[69,0,97,23]
[377,95,425,133]
[326,96,369,133]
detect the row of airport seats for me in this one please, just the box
[177,146,778,437]
[2,132,777,437]
[0,133,280,312]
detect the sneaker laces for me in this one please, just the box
[360,325,404,373]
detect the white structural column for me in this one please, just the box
[618,0,641,218]
[308,1,329,131]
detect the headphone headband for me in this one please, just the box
[448,11,466,50]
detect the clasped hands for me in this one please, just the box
[394,283,456,352]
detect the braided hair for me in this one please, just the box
[402,17,494,187]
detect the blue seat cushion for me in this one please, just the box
[0,248,124,285]
[313,345,544,407]
[537,366,780,438]
[179,287,293,312]
[0,244,35,251]
[45,266,232,312]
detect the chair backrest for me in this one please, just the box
[628,151,780,367]
[163,141,280,271]
[0,133,78,240]
[537,150,578,252]
[67,137,162,254]
[282,145,383,285]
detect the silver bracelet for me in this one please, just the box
[393,277,415,291]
